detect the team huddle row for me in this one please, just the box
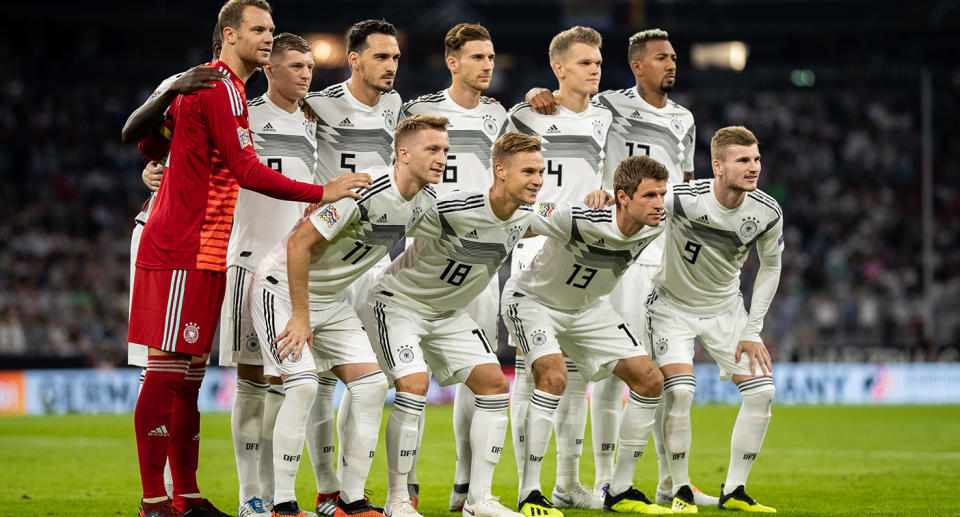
[125,2,783,517]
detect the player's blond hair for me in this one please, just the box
[548,26,602,62]
[218,0,272,31]
[491,132,542,169]
[627,28,669,61]
[711,126,758,161]
[444,23,492,57]
[613,156,669,207]
[270,33,312,61]
[394,115,450,154]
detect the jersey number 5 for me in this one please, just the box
[439,259,472,286]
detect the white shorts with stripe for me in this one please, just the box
[250,281,378,378]
[645,288,754,380]
[342,254,392,317]
[218,265,261,366]
[501,293,646,382]
[362,294,500,386]
[604,262,658,350]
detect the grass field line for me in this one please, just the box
[3,435,959,461]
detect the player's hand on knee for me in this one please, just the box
[526,88,557,115]
[142,161,164,191]
[274,315,312,362]
[321,172,373,202]
[583,189,614,209]
[735,340,772,377]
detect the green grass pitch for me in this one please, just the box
[1,405,958,516]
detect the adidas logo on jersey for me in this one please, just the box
[592,238,605,246]
[376,213,388,224]
[545,124,561,135]
[465,229,479,239]
[148,425,169,437]
[339,117,354,127]
[260,122,276,132]
[629,110,643,119]
[696,214,709,224]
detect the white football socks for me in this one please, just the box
[339,372,388,504]
[468,393,510,505]
[510,357,531,486]
[662,375,696,494]
[307,376,339,494]
[725,378,774,490]
[653,399,671,494]
[386,392,425,502]
[272,373,319,505]
[259,383,284,505]
[452,382,476,488]
[519,389,561,501]
[555,361,588,490]
[609,391,661,497]
[233,378,267,502]
[336,383,352,482]
[590,376,624,491]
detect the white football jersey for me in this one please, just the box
[306,81,402,183]
[257,166,436,305]
[400,90,507,195]
[508,201,664,311]
[375,190,531,317]
[504,101,612,203]
[594,87,695,266]
[226,95,318,271]
[654,179,784,314]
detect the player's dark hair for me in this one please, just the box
[711,126,758,161]
[614,156,669,207]
[491,132,542,170]
[444,23,492,57]
[218,0,272,32]
[347,19,398,54]
[394,114,449,154]
[212,22,223,59]
[627,28,669,62]
[271,33,312,60]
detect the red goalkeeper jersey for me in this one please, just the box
[136,60,325,272]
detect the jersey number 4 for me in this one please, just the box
[439,259,472,286]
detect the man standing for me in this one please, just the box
[503,156,670,516]
[366,133,543,517]
[128,2,369,516]
[217,32,321,517]
[524,29,708,505]
[303,22,403,512]
[399,22,506,511]
[505,26,611,511]
[249,115,446,517]
[645,126,781,513]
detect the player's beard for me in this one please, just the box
[660,79,675,93]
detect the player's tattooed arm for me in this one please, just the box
[141,160,164,191]
[525,87,558,115]
[274,219,326,361]
[121,66,225,143]
[735,340,773,377]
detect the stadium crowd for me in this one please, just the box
[0,58,957,367]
